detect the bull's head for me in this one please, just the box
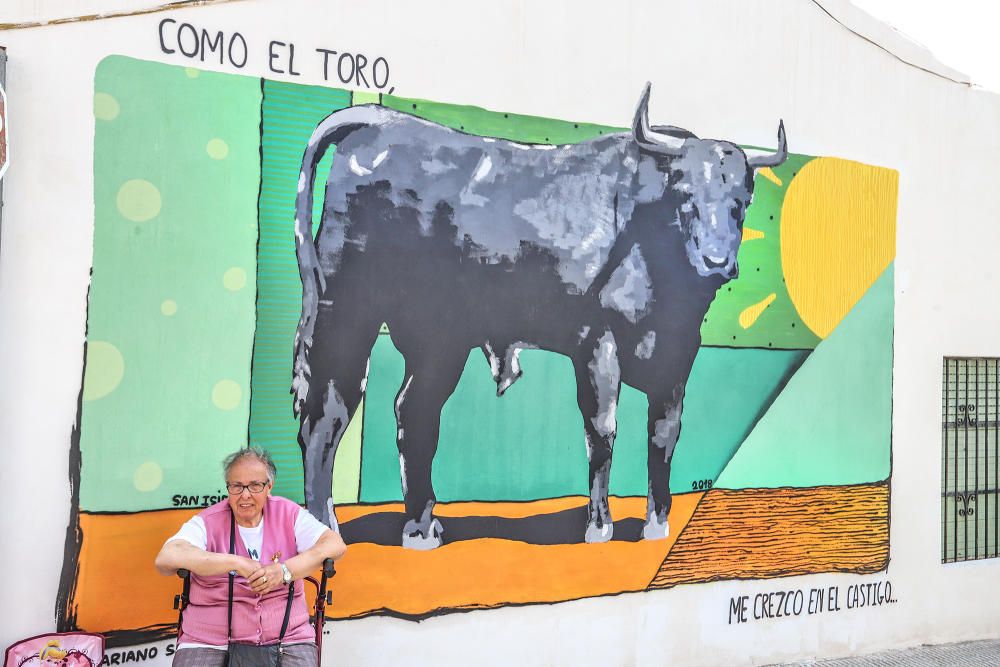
[632,82,787,279]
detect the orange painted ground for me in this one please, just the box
[330,495,698,618]
[73,494,698,634]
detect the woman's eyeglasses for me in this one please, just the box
[226,481,269,495]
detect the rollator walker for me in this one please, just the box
[172,559,336,663]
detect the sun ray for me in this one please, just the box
[742,227,765,242]
[739,293,777,329]
[757,167,782,187]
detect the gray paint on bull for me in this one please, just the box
[403,501,443,551]
[483,340,536,396]
[669,142,750,278]
[309,111,641,293]
[599,243,653,323]
[291,82,787,545]
[300,380,350,523]
[643,481,670,540]
[584,330,620,543]
[588,331,620,439]
[651,401,683,458]
[635,330,656,359]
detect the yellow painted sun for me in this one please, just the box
[780,157,898,339]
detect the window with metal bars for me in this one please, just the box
[942,357,1000,562]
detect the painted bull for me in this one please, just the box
[292,84,787,548]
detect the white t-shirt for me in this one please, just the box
[168,507,330,650]
[168,508,328,560]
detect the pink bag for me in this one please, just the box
[4,633,104,667]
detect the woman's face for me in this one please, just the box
[226,457,272,527]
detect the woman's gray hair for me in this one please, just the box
[222,446,278,483]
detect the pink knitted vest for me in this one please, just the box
[178,496,314,645]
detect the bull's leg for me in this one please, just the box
[297,304,379,529]
[394,347,467,550]
[643,382,686,540]
[573,330,622,543]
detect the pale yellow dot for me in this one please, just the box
[185,68,200,78]
[206,138,229,160]
[83,341,125,401]
[117,179,162,222]
[161,299,178,316]
[223,267,247,291]
[134,462,163,492]
[94,93,120,121]
[212,379,243,410]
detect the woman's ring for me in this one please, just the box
[262,576,267,583]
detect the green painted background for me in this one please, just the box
[82,57,260,511]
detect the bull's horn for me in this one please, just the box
[632,82,685,155]
[747,120,788,169]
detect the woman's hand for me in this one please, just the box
[230,555,260,580]
[246,562,284,595]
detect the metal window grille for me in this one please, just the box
[942,357,1000,562]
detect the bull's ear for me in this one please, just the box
[632,82,684,155]
[747,120,788,169]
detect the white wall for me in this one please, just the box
[1,1,998,664]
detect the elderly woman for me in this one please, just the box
[155,447,346,667]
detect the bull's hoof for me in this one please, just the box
[585,521,613,543]
[642,515,670,540]
[402,518,444,550]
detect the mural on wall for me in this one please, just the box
[58,56,896,642]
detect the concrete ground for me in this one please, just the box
[771,639,1000,666]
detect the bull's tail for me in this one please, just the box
[292,105,385,416]
[294,105,386,295]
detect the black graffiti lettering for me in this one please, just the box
[157,19,248,69]
[752,589,804,621]
[372,57,390,90]
[177,23,200,58]
[354,53,369,87]
[728,595,749,624]
[229,33,248,68]
[158,18,177,54]
[337,53,355,85]
[791,589,804,615]
[773,591,785,617]
[201,30,224,64]
[266,40,301,76]
[316,48,337,80]
[269,41,286,74]
[753,593,767,619]
[808,588,824,614]
[828,586,841,611]
[166,645,175,657]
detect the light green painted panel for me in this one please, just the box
[715,265,894,489]
[332,399,364,504]
[81,57,260,511]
